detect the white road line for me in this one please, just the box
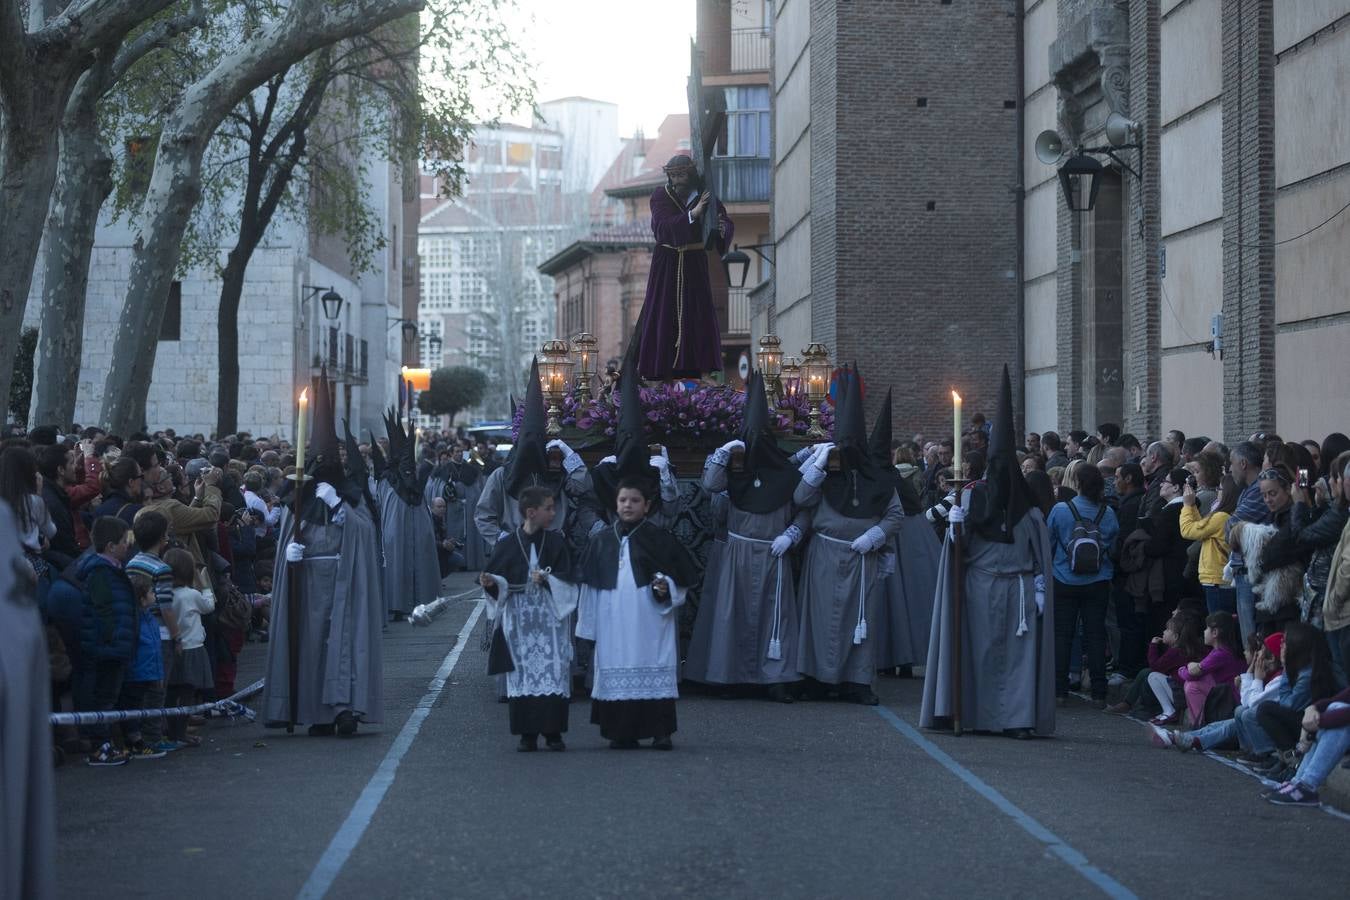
[297,602,485,900]
[875,706,1138,900]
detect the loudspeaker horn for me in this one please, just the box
[1105,112,1139,147]
[1034,129,1065,165]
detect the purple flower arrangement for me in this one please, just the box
[511,383,834,446]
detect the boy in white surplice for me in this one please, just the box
[576,477,698,750]
[480,486,579,752]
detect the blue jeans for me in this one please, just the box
[1293,704,1350,790]
[1187,716,1239,751]
[1233,572,1256,643]
[1203,584,1237,616]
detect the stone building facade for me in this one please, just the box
[1023,0,1350,442]
[760,0,1022,437]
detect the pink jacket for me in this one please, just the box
[1178,646,1244,685]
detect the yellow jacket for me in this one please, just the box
[1179,505,1231,586]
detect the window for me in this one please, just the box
[160,281,181,341]
[716,86,770,158]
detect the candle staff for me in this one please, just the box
[920,366,1057,739]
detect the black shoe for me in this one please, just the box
[517,735,538,752]
[334,711,358,737]
[850,685,880,706]
[544,735,565,752]
[307,724,335,737]
[767,684,794,704]
[390,611,406,622]
[1004,728,1033,740]
[650,735,673,751]
[609,739,640,750]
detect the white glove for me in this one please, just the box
[549,439,583,473]
[285,542,305,563]
[546,439,572,455]
[497,530,511,544]
[599,455,617,466]
[850,526,885,554]
[948,505,966,525]
[790,446,814,466]
[314,481,340,509]
[1034,575,1046,614]
[811,442,835,467]
[589,519,607,536]
[719,439,745,454]
[649,454,670,472]
[771,534,793,557]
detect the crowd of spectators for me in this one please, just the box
[894,422,1350,808]
[0,419,500,767]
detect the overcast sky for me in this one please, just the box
[484,0,695,137]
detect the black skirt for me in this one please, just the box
[590,698,677,741]
[509,695,569,736]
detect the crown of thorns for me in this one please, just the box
[662,155,696,173]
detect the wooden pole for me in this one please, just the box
[951,479,968,737]
[286,472,307,733]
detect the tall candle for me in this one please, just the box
[951,390,962,479]
[295,388,309,474]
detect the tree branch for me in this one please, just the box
[109,0,206,82]
[56,0,180,57]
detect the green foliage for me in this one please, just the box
[100,0,536,276]
[419,366,488,419]
[8,328,38,425]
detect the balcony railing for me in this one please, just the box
[711,157,770,203]
[728,287,750,336]
[730,27,770,72]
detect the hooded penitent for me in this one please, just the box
[968,365,1035,543]
[727,371,799,513]
[593,348,663,513]
[301,369,344,519]
[503,357,562,498]
[382,395,426,507]
[868,387,922,515]
[823,365,894,518]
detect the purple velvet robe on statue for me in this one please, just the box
[636,185,733,380]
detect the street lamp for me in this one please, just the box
[428,332,443,359]
[801,342,831,439]
[301,284,344,320]
[571,332,598,400]
[720,243,776,289]
[1058,152,1105,212]
[538,339,574,436]
[755,333,782,396]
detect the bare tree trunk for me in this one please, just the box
[0,0,180,414]
[31,69,114,428]
[98,0,424,435]
[215,246,249,437]
[0,102,70,416]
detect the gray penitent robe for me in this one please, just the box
[919,506,1056,735]
[262,502,385,726]
[377,481,442,615]
[795,484,905,686]
[873,515,941,669]
[685,459,807,685]
[473,464,593,551]
[448,474,487,571]
[0,501,55,900]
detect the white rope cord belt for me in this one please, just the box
[660,241,701,359]
[728,532,786,660]
[49,679,264,726]
[815,533,869,645]
[970,565,1034,637]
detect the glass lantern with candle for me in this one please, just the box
[538,339,574,436]
[571,332,598,400]
[780,356,801,399]
[801,342,831,438]
[755,334,783,395]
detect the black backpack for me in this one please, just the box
[1066,500,1108,576]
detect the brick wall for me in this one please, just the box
[826,0,1021,437]
[1124,0,1161,439]
[1221,0,1276,443]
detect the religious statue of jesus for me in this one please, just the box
[635,154,734,382]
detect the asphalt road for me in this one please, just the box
[52,572,1350,899]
